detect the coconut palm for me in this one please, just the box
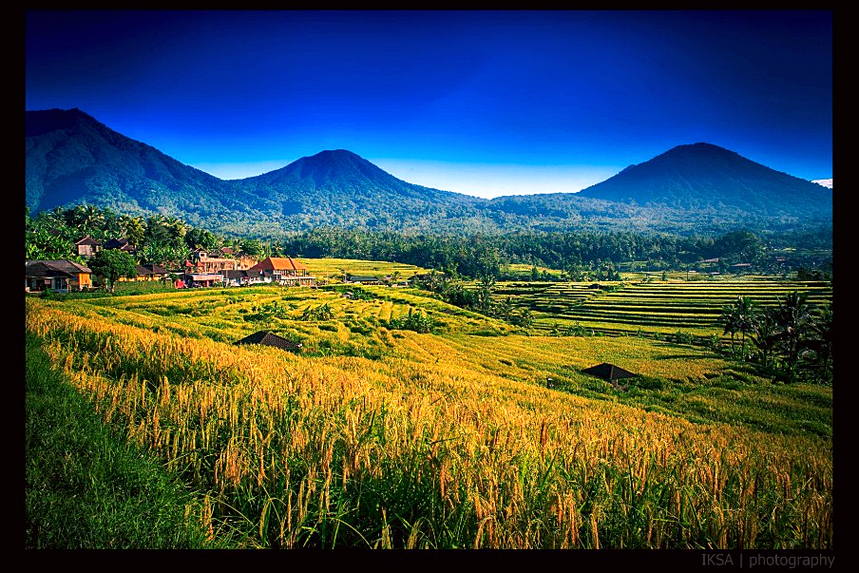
[770,291,814,381]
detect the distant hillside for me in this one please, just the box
[25,108,264,225]
[25,109,832,236]
[576,142,831,219]
[229,149,483,229]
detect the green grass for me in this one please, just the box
[25,332,220,549]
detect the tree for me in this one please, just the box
[185,227,219,251]
[733,296,759,349]
[720,303,740,351]
[806,305,833,382]
[118,215,146,246]
[89,249,138,292]
[475,275,496,313]
[770,292,815,382]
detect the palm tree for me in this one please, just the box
[734,296,759,350]
[750,308,781,370]
[770,291,814,382]
[806,304,833,382]
[720,303,740,350]
[119,215,146,246]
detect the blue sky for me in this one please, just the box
[26,10,832,198]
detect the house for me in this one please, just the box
[581,362,637,382]
[103,237,136,253]
[220,269,268,287]
[247,257,315,286]
[346,274,384,285]
[25,260,93,292]
[189,249,258,273]
[74,235,102,257]
[116,263,170,282]
[234,330,303,352]
[181,273,224,288]
[136,264,169,281]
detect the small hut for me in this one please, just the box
[234,331,303,352]
[581,362,637,382]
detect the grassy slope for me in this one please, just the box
[24,282,833,548]
[25,332,218,549]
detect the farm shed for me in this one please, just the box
[74,235,101,257]
[182,273,224,287]
[346,274,384,285]
[581,362,637,382]
[234,331,303,352]
[248,257,315,286]
[119,263,169,282]
[25,259,93,292]
[103,237,136,253]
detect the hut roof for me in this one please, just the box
[581,362,637,381]
[234,331,303,351]
[26,259,92,276]
[249,257,308,272]
[137,264,168,275]
[75,235,101,246]
[103,238,133,250]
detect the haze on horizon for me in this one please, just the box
[25,10,832,199]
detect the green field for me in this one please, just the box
[25,265,832,549]
[492,279,831,336]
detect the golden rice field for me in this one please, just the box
[298,257,429,280]
[25,282,832,549]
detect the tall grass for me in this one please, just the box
[26,298,832,549]
[25,331,218,549]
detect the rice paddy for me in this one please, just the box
[24,269,833,549]
[493,279,832,336]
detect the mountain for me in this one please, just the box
[812,178,833,189]
[229,149,483,227]
[25,110,832,236]
[576,142,831,219]
[25,108,486,234]
[25,108,265,224]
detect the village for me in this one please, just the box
[24,234,411,293]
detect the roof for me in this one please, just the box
[26,259,92,276]
[136,264,168,275]
[249,257,308,272]
[75,235,101,246]
[184,273,224,281]
[347,274,383,282]
[104,238,134,250]
[234,331,303,351]
[581,362,637,381]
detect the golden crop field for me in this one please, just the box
[25,279,832,549]
[299,257,429,280]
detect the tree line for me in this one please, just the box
[719,293,832,385]
[27,206,831,281]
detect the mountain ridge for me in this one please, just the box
[25,108,832,235]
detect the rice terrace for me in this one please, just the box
[25,10,834,555]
